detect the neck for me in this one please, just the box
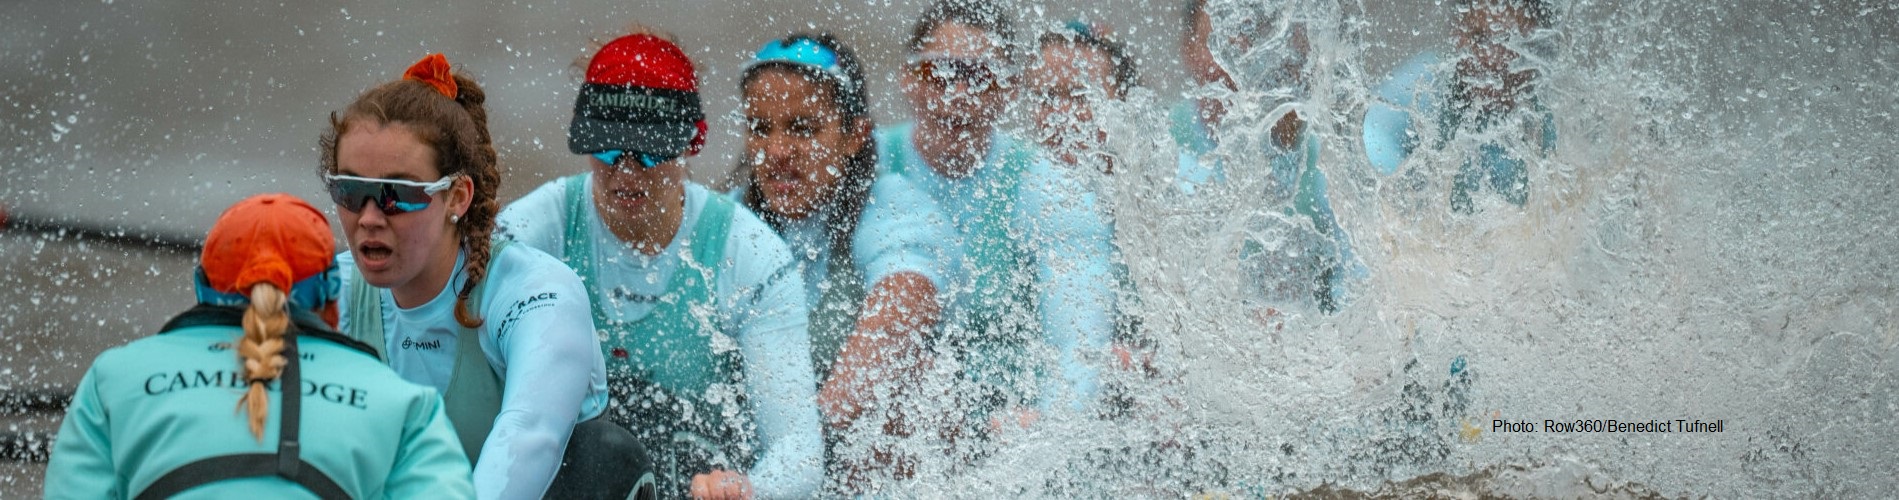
[602,193,686,256]
[393,242,461,309]
[1196,97,1227,130]
[913,123,990,179]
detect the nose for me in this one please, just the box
[353,200,390,228]
[760,132,798,164]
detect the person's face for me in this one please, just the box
[743,68,868,219]
[589,142,688,232]
[1181,10,1236,91]
[1028,42,1118,167]
[332,121,470,296]
[1454,2,1539,109]
[901,22,1014,132]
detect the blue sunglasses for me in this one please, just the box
[748,37,852,87]
[592,149,676,170]
[193,263,339,311]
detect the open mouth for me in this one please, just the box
[357,241,394,264]
[607,189,650,207]
[762,169,805,191]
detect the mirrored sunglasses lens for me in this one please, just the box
[329,179,432,215]
[593,150,625,166]
[637,152,672,169]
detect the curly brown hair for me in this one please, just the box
[318,68,500,328]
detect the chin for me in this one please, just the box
[766,199,812,219]
[355,266,406,290]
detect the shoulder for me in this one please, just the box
[335,249,357,275]
[859,172,946,238]
[487,241,585,289]
[872,123,915,172]
[476,242,591,338]
[1375,51,1448,103]
[1168,98,1203,147]
[865,169,926,206]
[1015,156,1088,206]
[497,174,587,247]
[477,242,588,317]
[710,188,794,262]
[873,123,913,148]
[83,327,237,385]
[88,334,186,370]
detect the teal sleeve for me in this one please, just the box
[44,366,122,499]
[1019,162,1114,413]
[725,216,823,498]
[854,173,959,293]
[1363,52,1443,175]
[1288,140,1367,309]
[382,390,475,499]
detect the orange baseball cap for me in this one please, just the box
[201,194,336,295]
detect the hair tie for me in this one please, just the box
[403,53,458,99]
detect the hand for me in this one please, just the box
[1250,307,1286,332]
[986,406,1040,438]
[689,469,752,500]
[1111,342,1155,374]
[1272,110,1305,150]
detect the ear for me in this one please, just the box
[448,174,476,219]
[687,120,708,156]
[898,66,926,105]
[843,117,873,156]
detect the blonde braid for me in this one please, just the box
[236,284,290,441]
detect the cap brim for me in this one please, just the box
[567,115,694,156]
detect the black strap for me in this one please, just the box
[133,453,349,500]
[135,333,350,500]
[158,304,379,359]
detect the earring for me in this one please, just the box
[450,214,461,224]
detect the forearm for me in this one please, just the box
[473,411,571,499]
[739,321,822,498]
[478,295,598,498]
[819,272,938,427]
[1031,194,1117,412]
[1038,253,1114,412]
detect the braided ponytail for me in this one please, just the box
[236,283,291,441]
[449,73,500,328]
[321,60,501,329]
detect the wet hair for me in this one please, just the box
[907,0,1017,59]
[319,68,500,329]
[735,32,877,267]
[235,283,289,440]
[1453,0,1556,27]
[1182,0,1208,34]
[1037,23,1139,98]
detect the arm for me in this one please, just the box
[1286,140,1366,311]
[44,366,120,499]
[1363,52,1444,175]
[828,173,957,426]
[1021,165,1116,414]
[818,271,938,427]
[493,177,571,250]
[476,260,601,499]
[383,390,476,499]
[726,225,823,499]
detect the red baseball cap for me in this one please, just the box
[568,33,707,157]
